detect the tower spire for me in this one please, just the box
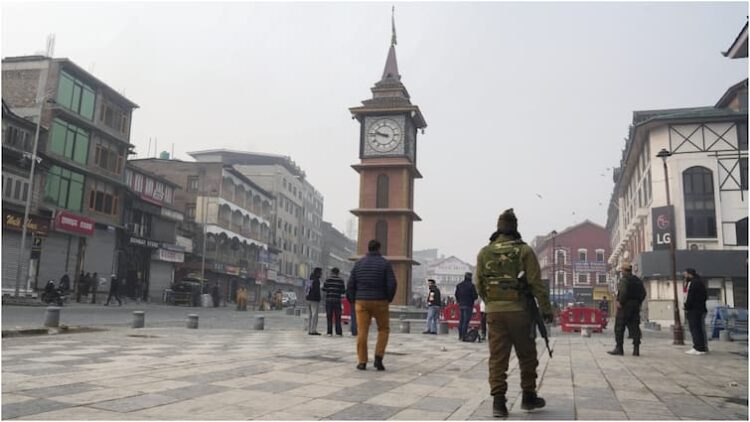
[382,6,400,81]
[391,6,397,46]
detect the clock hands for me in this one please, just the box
[375,130,389,138]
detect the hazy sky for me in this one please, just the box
[2,2,747,264]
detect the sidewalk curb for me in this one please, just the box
[1,325,106,338]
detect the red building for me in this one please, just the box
[532,220,612,308]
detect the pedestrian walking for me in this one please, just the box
[306,268,322,335]
[476,209,552,417]
[455,272,478,341]
[322,267,346,336]
[60,273,71,293]
[422,279,441,334]
[346,239,397,371]
[608,262,646,356]
[90,272,99,304]
[684,268,708,355]
[211,283,221,307]
[82,272,91,298]
[479,298,487,341]
[236,286,248,311]
[105,274,122,306]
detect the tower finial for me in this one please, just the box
[391,6,397,46]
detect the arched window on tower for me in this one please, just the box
[683,166,717,238]
[376,220,388,255]
[376,174,389,208]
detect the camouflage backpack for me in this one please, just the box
[483,240,524,302]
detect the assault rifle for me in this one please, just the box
[518,271,553,358]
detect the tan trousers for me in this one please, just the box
[487,311,538,396]
[355,300,390,364]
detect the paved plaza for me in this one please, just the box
[1,308,748,420]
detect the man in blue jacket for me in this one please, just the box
[346,240,397,371]
[455,272,478,341]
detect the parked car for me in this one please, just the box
[281,291,297,307]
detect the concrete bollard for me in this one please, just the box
[44,307,61,328]
[438,321,449,335]
[132,311,145,328]
[400,320,411,334]
[719,330,731,342]
[294,308,301,317]
[254,315,265,330]
[187,314,199,329]
[581,327,592,337]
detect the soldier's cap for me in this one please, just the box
[496,208,518,231]
[620,262,632,271]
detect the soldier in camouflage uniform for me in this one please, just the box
[607,262,646,356]
[476,209,553,418]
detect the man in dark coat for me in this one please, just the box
[211,283,221,307]
[306,268,323,335]
[684,268,708,355]
[455,272,478,341]
[105,274,122,306]
[322,267,346,336]
[608,263,646,356]
[423,279,442,334]
[347,240,397,371]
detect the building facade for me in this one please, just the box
[186,149,325,293]
[129,158,273,305]
[533,221,612,308]
[320,221,356,281]
[3,56,138,294]
[606,81,748,326]
[424,256,475,303]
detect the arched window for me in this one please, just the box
[376,174,389,208]
[737,218,748,246]
[683,166,716,238]
[376,220,388,255]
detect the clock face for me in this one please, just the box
[367,118,403,153]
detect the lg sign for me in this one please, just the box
[652,206,674,251]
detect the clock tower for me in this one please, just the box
[349,12,427,306]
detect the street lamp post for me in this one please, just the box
[656,148,685,345]
[550,230,558,312]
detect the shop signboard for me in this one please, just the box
[54,211,94,236]
[4,210,50,236]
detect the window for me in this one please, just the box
[578,249,587,262]
[164,187,173,204]
[49,118,89,164]
[44,165,85,211]
[598,274,607,284]
[595,249,605,262]
[556,250,565,265]
[56,70,95,120]
[88,179,119,216]
[737,218,748,246]
[577,274,588,284]
[185,203,196,221]
[376,220,388,255]
[133,173,144,192]
[187,176,199,192]
[376,174,389,208]
[93,138,124,174]
[741,158,748,190]
[2,173,29,203]
[99,102,129,134]
[556,271,565,285]
[4,125,31,151]
[683,167,717,238]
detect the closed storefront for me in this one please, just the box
[2,210,51,293]
[83,224,117,278]
[2,230,28,292]
[149,260,173,302]
[37,232,79,289]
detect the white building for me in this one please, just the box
[606,79,747,327]
[424,255,475,302]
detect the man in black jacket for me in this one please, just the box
[322,268,346,336]
[306,268,323,335]
[346,240,397,371]
[455,272,478,341]
[423,279,442,334]
[684,268,708,355]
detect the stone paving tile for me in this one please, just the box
[618,398,674,416]
[573,386,617,398]
[286,383,345,398]
[411,396,466,413]
[284,398,356,418]
[1,393,35,405]
[16,382,101,398]
[90,393,179,412]
[389,408,453,420]
[1,398,72,419]
[576,408,628,420]
[574,396,623,411]
[327,403,402,420]
[159,383,229,400]
[365,391,424,407]
[243,380,306,393]
[324,380,402,402]
[15,406,155,420]
[51,387,142,405]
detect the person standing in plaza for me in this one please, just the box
[90,272,99,304]
[105,274,122,306]
[82,272,91,298]
[684,268,708,355]
[476,209,552,417]
[598,296,610,318]
[322,267,345,336]
[346,240,397,371]
[455,272,478,341]
[422,279,441,334]
[306,267,322,335]
[607,262,646,356]
[211,283,221,307]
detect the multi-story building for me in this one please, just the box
[129,158,273,305]
[533,221,611,308]
[118,164,184,302]
[186,150,325,291]
[2,100,50,293]
[3,56,138,292]
[320,221,356,280]
[606,24,747,326]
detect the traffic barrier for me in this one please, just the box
[438,321,449,335]
[187,314,199,329]
[44,307,61,328]
[132,311,145,328]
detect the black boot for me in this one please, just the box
[607,345,624,355]
[521,391,546,411]
[492,395,508,418]
[633,344,640,356]
[374,355,385,371]
[356,363,366,370]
